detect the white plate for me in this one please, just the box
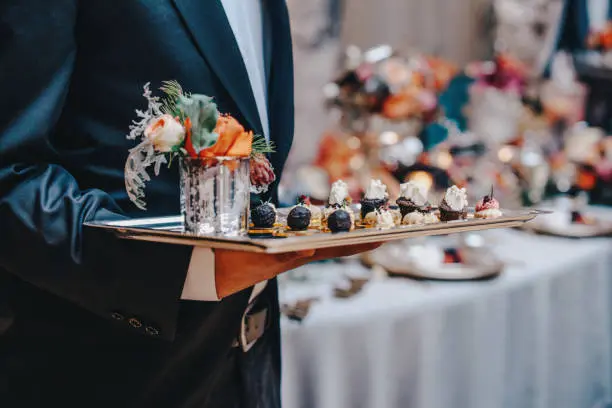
[524,213,612,238]
[364,244,503,281]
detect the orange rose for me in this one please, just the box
[214,114,246,141]
[199,114,253,158]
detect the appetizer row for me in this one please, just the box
[250,179,502,233]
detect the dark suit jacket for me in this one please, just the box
[0,0,293,406]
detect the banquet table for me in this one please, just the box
[280,217,612,408]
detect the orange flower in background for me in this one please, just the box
[577,166,597,190]
[587,23,612,50]
[199,114,253,158]
[601,23,612,49]
[424,56,457,92]
[382,91,420,119]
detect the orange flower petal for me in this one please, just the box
[184,117,198,158]
[226,131,253,157]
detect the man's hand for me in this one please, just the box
[215,243,382,298]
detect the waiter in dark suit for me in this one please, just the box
[0,1,378,407]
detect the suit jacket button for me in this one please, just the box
[128,318,143,329]
[111,312,124,321]
[145,326,160,336]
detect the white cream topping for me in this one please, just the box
[399,181,427,207]
[402,211,424,225]
[323,206,336,219]
[390,209,402,225]
[329,180,349,205]
[309,205,322,222]
[363,211,378,226]
[444,185,468,212]
[364,179,389,200]
[423,212,440,224]
[376,210,395,229]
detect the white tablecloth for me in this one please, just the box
[280,226,612,408]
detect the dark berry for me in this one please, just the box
[251,203,276,228]
[327,210,352,233]
[287,206,312,231]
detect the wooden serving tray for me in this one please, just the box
[85,209,543,254]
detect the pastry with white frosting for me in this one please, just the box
[389,208,402,225]
[364,209,395,229]
[360,179,389,219]
[396,181,431,217]
[327,179,350,207]
[402,210,440,225]
[439,185,468,221]
[324,180,355,230]
[375,210,395,229]
[402,211,424,225]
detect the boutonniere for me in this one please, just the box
[125,81,276,209]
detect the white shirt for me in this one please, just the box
[181,0,269,302]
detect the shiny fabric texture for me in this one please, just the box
[0,0,293,406]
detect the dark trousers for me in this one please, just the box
[208,331,282,408]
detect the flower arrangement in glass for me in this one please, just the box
[125,81,275,236]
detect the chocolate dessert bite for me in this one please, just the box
[396,181,430,217]
[439,185,468,221]
[360,179,389,219]
[287,205,312,231]
[250,202,277,228]
[327,209,353,233]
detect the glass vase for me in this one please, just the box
[179,157,250,236]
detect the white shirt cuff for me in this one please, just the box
[181,247,220,301]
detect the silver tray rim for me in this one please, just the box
[84,209,541,254]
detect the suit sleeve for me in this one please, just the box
[0,0,193,341]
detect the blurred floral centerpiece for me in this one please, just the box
[125,81,275,236]
[466,54,527,145]
[325,46,456,129]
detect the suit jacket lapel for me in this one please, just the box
[263,0,294,202]
[171,0,263,135]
